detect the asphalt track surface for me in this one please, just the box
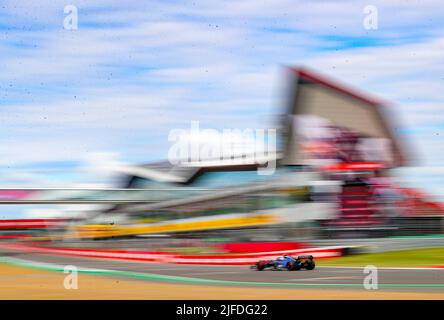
[1,250,444,293]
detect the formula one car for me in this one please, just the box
[251,255,315,271]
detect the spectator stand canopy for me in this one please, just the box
[281,67,408,169]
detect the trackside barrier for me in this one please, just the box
[215,241,308,253]
[0,243,346,265]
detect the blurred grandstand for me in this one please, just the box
[1,67,443,248]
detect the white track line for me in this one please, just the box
[181,271,242,276]
[319,266,444,271]
[288,276,360,282]
[138,267,193,271]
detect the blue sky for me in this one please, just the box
[1,0,444,217]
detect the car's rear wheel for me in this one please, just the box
[305,260,315,270]
[256,261,266,271]
[286,261,295,271]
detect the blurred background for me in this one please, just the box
[1,67,443,260]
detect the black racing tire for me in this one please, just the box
[305,260,315,270]
[286,261,295,271]
[256,261,266,271]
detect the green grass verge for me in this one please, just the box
[318,248,444,267]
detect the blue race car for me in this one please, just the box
[252,255,315,271]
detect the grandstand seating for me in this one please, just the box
[322,180,384,231]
